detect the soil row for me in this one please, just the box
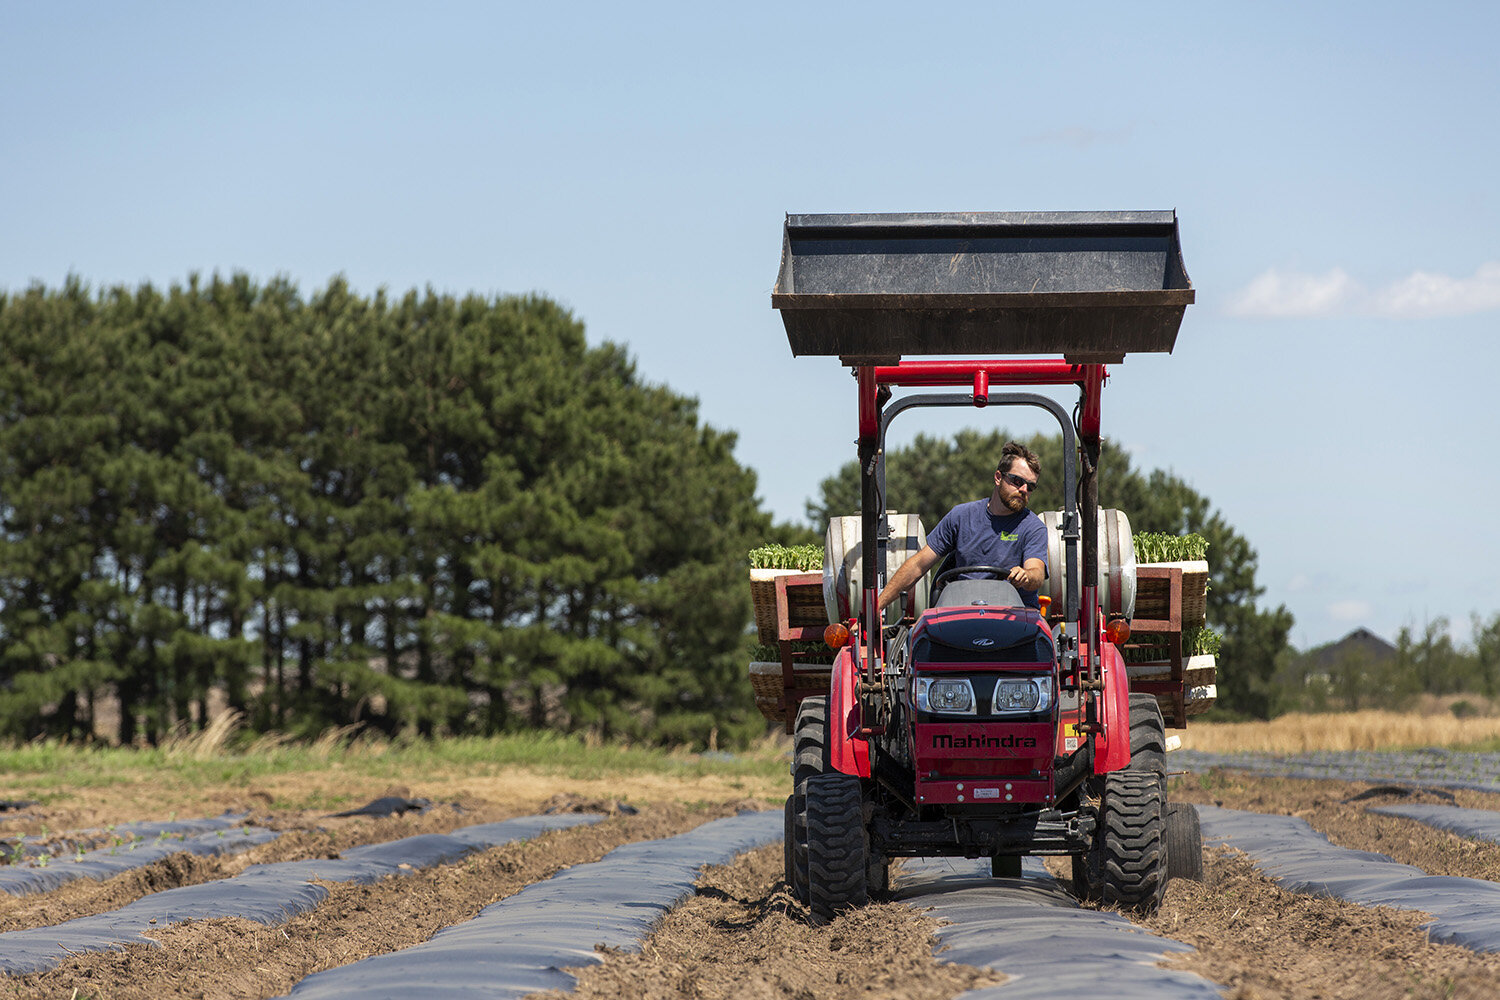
[555,773,1500,1000]
[5,773,1500,999]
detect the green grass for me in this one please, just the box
[0,730,790,802]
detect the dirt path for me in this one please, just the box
[3,768,1500,998]
[553,771,1500,1000]
[11,800,742,999]
[534,844,1003,1000]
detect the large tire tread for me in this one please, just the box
[1099,769,1167,912]
[789,695,827,908]
[804,773,868,924]
[1127,693,1167,783]
[793,696,829,785]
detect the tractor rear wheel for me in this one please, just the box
[1128,693,1167,786]
[783,794,810,902]
[804,772,868,924]
[793,696,829,784]
[788,696,828,906]
[1165,802,1204,881]
[1098,769,1168,912]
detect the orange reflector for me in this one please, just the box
[824,623,851,649]
[1105,619,1131,645]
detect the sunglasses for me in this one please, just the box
[1001,472,1037,491]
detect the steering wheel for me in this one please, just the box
[931,564,1014,602]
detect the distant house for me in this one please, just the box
[1312,627,1397,671]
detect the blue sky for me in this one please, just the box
[3,2,1497,650]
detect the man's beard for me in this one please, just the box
[1002,491,1026,513]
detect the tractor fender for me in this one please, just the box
[1092,639,1132,774]
[828,644,871,778]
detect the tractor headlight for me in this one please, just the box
[991,676,1051,715]
[915,677,976,715]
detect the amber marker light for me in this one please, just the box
[1105,619,1131,646]
[824,623,851,649]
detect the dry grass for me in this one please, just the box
[1179,708,1500,753]
[160,710,245,761]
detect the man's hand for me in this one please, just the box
[878,544,941,611]
[1007,559,1046,592]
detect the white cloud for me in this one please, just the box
[1327,599,1372,623]
[1370,262,1500,318]
[1225,268,1362,317]
[1228,262,1500,319]
[1286,573,1310,592]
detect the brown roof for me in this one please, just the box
[1311,627,1397,668]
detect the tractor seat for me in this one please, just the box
[933,578,1023,609]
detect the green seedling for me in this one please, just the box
[1132,531,1210,563]
[748,543,823,570]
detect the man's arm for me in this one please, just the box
[1007,559,1045,591]
[1008,515,1049,592]
[877,544,941,612]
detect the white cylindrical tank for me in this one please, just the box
[823,513,928,626]
[1040,508,1136,619]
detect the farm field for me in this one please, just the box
[4,731,1500,998]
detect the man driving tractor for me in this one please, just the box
[877,441,1049,612]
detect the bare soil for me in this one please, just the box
[5,767,1500,999]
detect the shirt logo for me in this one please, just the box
[1000,531,1017,541]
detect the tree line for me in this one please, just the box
[0,276,770,745]
[4,274,1375,746]
[1274,615,1500,714]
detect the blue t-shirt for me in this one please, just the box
[927,500,1049,609]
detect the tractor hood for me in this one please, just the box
[912,607,1054,665]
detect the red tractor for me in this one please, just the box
[773,211,1197,922]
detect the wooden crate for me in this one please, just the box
[1134,560,1208,628]
[746,571,835,731]
[749,661,833,722]
[751,568,829,645]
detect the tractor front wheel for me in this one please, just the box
[1098,769,1168,912]
[804,772,869,924]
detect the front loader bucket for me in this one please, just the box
[772,211,1193,363]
